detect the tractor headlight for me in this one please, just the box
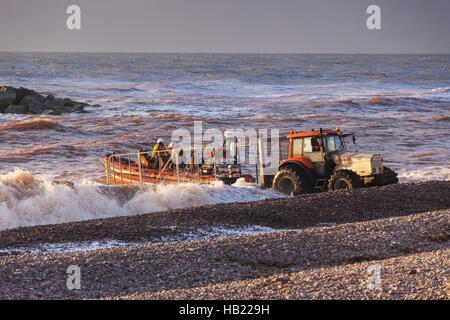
[372,167,377,173]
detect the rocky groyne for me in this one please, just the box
[0,86,99,115]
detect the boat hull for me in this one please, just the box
[101,156,250,185]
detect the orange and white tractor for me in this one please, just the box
[271,128,398,195]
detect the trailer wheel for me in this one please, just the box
[272,168,311,195]
[328,170,362,191]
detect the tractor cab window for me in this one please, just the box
[324,136,345,153]
[292,138,302,157]
[302,137,323,162]
[303,137,321,153]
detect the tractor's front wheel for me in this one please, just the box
[328,170,362,191]
[272,168,311,196]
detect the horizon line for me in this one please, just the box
[0,51,449,55]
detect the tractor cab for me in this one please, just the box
[288,128,351,157]
[286,129,350,178]
[271,128,398,195]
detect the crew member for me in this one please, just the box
[152,138,167,157]
[168,142,184,169]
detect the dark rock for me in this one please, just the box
[54,105,74,113]
[13,87,38,104]
[18,94,45,107]
[53,98,65,107]
[43,99,60,110]
[4,104,28,114]
[408,268,420,275]
[71,104,87,113]
[63,98,74,107]
[0,85,99,114]
[0,86,17,111]
[28,103,45,114]
[0,85,15,92]
[42,109,62,116]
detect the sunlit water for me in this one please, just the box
[0,53,449,229]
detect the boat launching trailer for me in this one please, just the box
[101,127,398,194]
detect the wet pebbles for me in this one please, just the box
[0,181,448,299]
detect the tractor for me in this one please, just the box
[271,128,398,195]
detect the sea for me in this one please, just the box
[0,53,449,229]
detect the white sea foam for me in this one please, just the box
[0,163,448,231]
[0,240,131,255]
[0,226,278,254]
[160,225,277,243]
[398,166,450,183]
[0,170,281,230]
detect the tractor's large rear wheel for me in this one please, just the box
[272,168,311,196]
[328,170,362,191]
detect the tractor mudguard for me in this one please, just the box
[278,160,315,185]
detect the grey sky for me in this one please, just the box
[0,0,449,53]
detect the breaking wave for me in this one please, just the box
[432,115,450,122]
[0,143,86,162]
[1,166,448,230]
[0,119,61,131]
[0,169,281,230]
[0,118,82,133]
[398,166,450,183]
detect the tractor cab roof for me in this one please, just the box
[287,129,341,139]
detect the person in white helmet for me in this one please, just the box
[152,138,167,158]
[168,142,184,169]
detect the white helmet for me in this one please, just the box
[224,131,234,139]
[168,142,176,149]
[157,138,164,144]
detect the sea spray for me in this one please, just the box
[0,169,281,230]
[398,167,450,182]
